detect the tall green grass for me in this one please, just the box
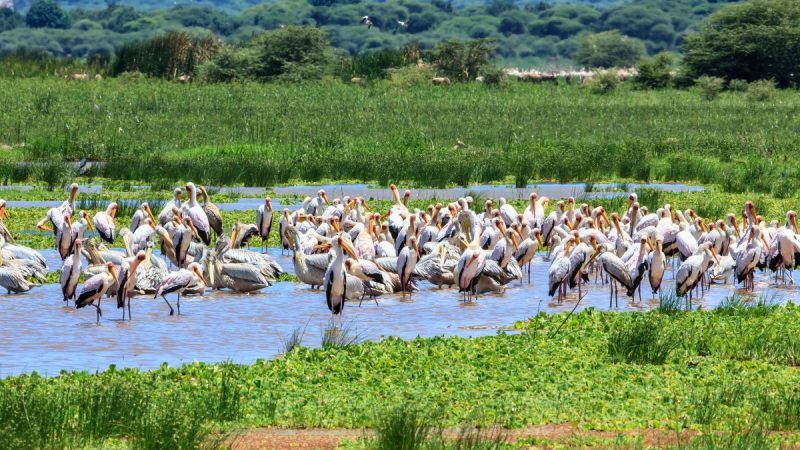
[0,364,242,449]
[1,80,799,190]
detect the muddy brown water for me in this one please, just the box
[1,247,798,377]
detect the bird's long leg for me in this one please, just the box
[177,293,181,315]
[162,295,174,316]
[609,281,613,309]
[122,292,126,321]
[128,295,132,321]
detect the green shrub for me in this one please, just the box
[587,70,619,94]
[633,53,673,89]
[696,76,724,101]
[479,65,507,86]
[728,79,748,92]
[747,79,777,101]
[387,64,437,87]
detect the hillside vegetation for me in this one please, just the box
[0,0,740,65]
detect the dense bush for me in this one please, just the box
[586,70,619,94]
[431,39,495,82]
[695,76,724,101]
[683,0,800,87]
[574,31,645,68]
[633,53,673,89]
[748,79,777,101]
[111,32,219,79]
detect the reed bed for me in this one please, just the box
[0,80,798,193]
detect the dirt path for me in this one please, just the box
[228,423,694,449]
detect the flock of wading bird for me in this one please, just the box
[0,183,794,322]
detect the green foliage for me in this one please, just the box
[747,79,777,101]
[633,52,673,89]
[695,75,724,101]
[683,0,800,87]
[0,7,23,32]
[431,39,496,82]
[727,79,749,92]
[3,79,800,192]
[251,26,330,82]
[574,31,645,68]
[339,48,410,81]
[111,32,219,79]
[387,64,437,87]
[25,0,70,29]
[479,65,506,86]
[196,45,256,82]
[586,70,619,94]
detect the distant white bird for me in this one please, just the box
[360,15,374,28]
[397,19,408,28]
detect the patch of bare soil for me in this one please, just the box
[228,423,697,449]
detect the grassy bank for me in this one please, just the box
[0,80,798,193]
[4,303,800,448]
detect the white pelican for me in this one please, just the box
[154,262,207,315]
[93,202,117,244]
[158,188,182,226]
[184,182,211,245]
[257,197,274,251]
[60,238,83,304]
[116,251,146,320]
[323,235,358,314]
[75,262,118,323]
[206,251,270,292]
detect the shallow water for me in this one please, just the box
[3,182,702,210]
[1,247,797,377]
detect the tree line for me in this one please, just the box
[0,0,739,66]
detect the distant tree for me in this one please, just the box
[252,26,331,81]
[530,17,582,39]
[26,0,70,29]
[573,30,645,68]
[486,0,516,16]
[431,38,495,81]
[633,52,673,89]
[600,5,669,41]
[0,7,23,32]
[683,0,800,87]
[498,15,525,35]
